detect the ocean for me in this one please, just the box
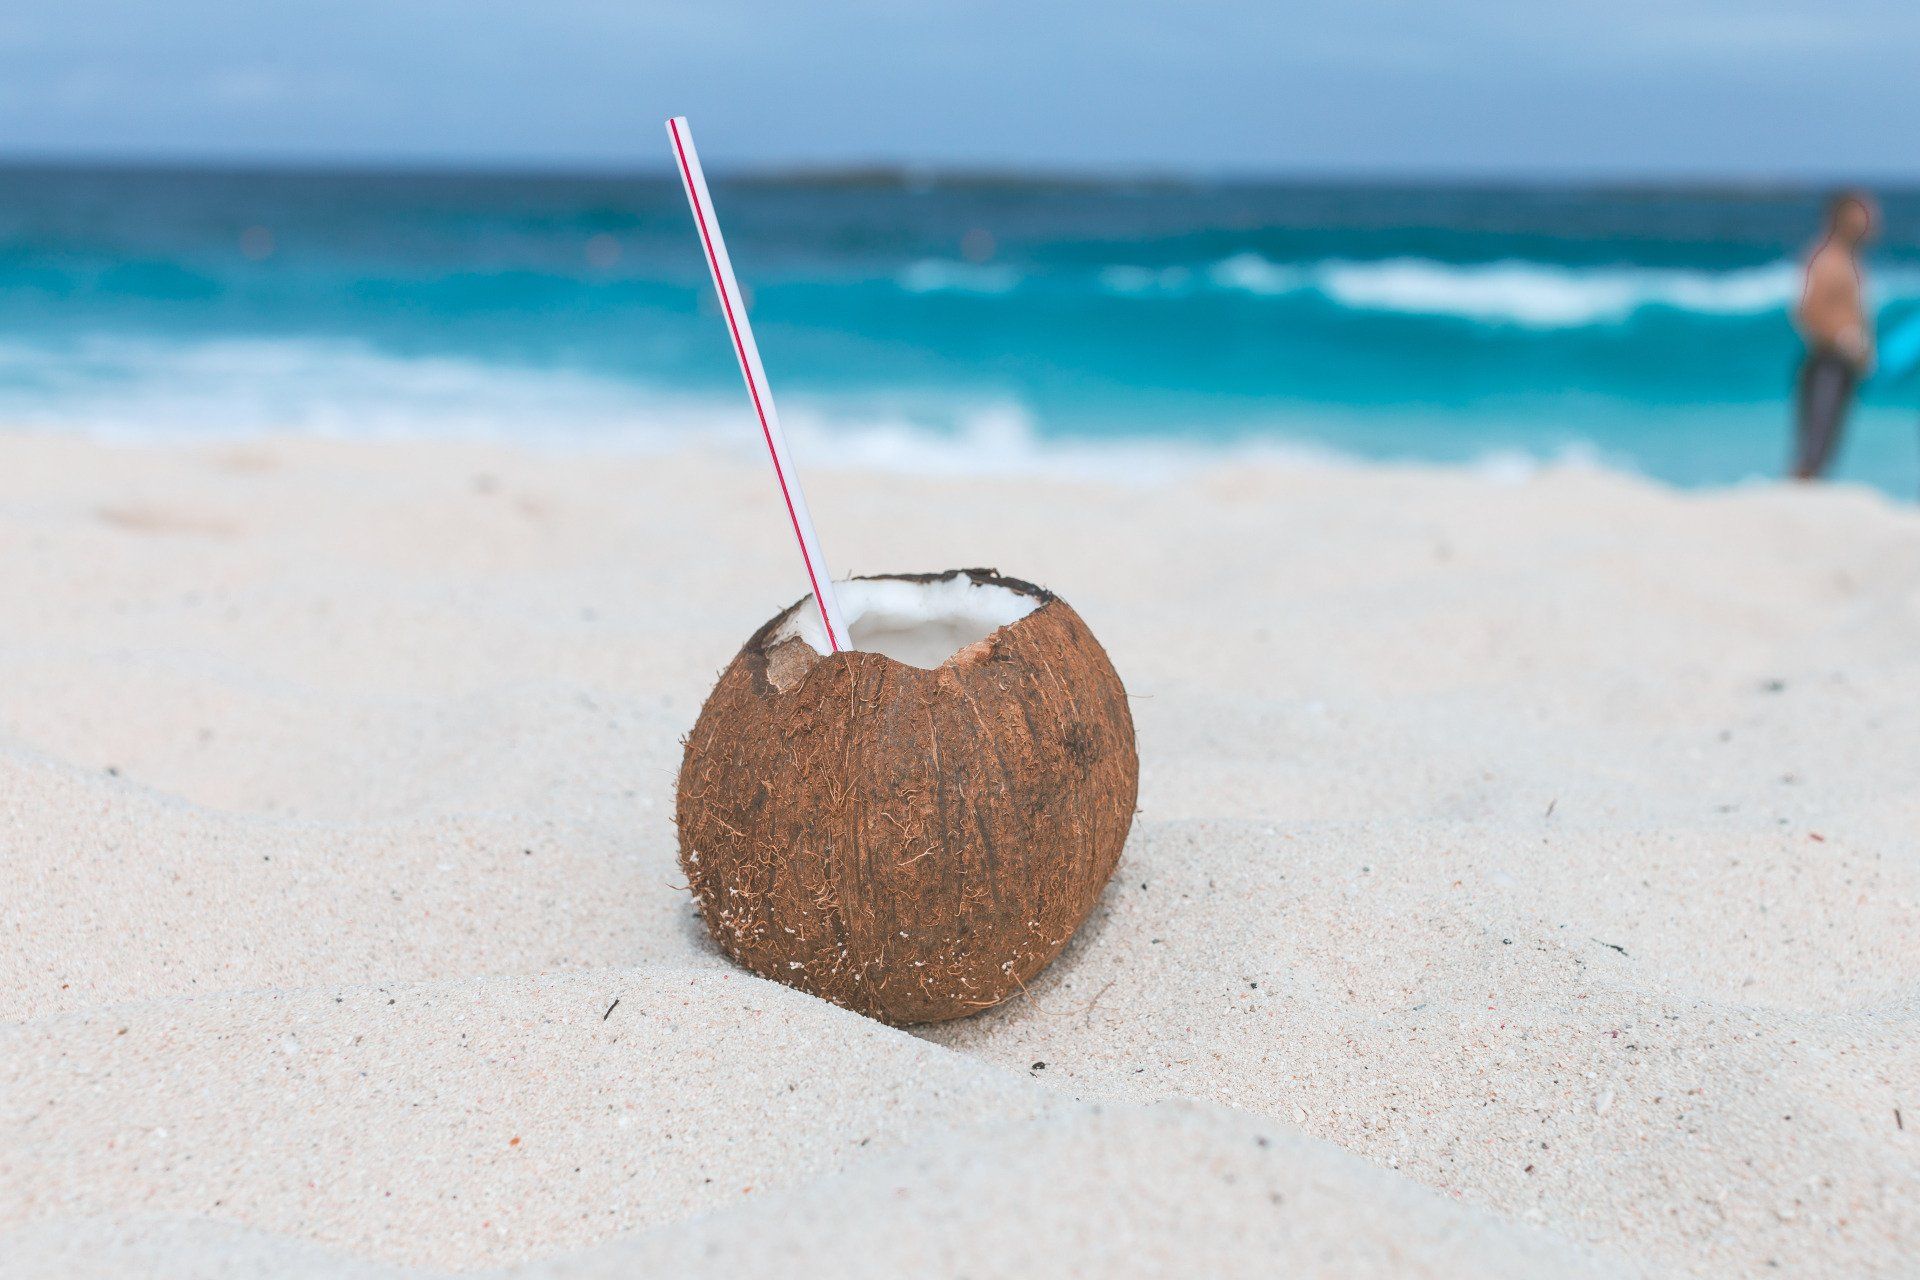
[3,164,1918,493]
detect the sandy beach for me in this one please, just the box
[2,433,1916,1278]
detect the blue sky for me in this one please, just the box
[2,1,1915,177]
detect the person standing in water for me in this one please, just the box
[1791,191,1877,480]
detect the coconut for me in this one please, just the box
[676,568,1137,1025]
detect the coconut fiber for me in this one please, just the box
[677,569,1137,1024]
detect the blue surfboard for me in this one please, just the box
[1874,313,1920,385]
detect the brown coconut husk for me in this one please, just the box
[676,568,1137,1024]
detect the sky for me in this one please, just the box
[2,0,1917,178]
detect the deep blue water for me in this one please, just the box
[4,164,1920,491]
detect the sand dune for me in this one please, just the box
[3,435,1916,1276]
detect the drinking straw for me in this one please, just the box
[667,116,850,652]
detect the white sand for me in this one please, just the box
[2,434,1915,1277]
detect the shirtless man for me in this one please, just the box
[1792,191,1877,480]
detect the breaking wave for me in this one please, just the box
[908,252,1920,329]
[1208,255,1807,327]
[895,259,1022,294]
[0,332,1203,478]
[1094,253,1920,329]
[0,331,1617,484]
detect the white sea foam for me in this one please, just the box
[895,260,1022,294]
[1150,253,1920,329]
[0,332,1768,492]
[0,333,1223,481]
[1206,253,1307,297]
[1199,253,1811,326]
[891,250,1903,331]
[1315,258,1802,326]
[0,334,692,445]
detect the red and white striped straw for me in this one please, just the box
[667,116,850,653]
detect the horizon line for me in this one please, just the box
[2,150,1917,195]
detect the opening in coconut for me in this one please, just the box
[771,572,1043,669]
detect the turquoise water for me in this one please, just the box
[3,165,1919,492]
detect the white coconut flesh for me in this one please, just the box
[771,576,1042,670]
